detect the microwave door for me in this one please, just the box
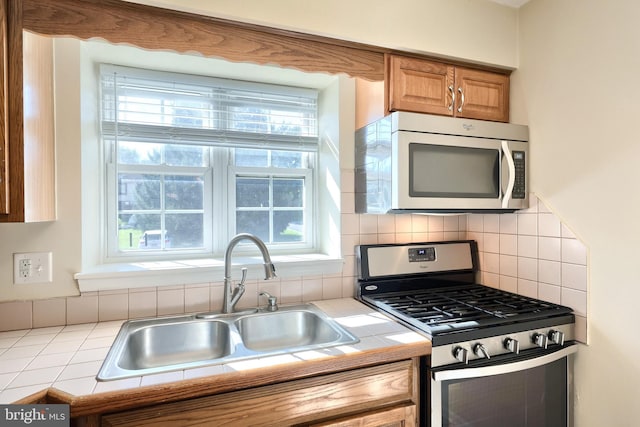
[393,132,503,210]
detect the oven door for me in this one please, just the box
[428,344,577,427]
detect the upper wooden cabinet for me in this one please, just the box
[387,54,510,123]
[0,0,56,222]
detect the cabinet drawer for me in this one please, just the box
[102,360,418,427]
[309,404,416,427]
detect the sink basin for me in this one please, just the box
[236,310,343,352]
[118,319,233,370]
[97,304,359,381]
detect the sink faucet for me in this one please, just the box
[223,233,277,314]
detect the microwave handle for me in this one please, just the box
[501,140,516,209]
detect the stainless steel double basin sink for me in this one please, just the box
[97,304,359,381]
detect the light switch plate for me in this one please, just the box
[13,252,53,285]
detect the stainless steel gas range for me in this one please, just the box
[356,240,577,427]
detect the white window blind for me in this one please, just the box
[100,64,319,151]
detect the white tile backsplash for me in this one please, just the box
[539,237,561,261]
[500,275,517,293]
[359,214,378,234]
[539,213,561,237]
[562,238,588,265]
[500,234,518,255]
[500,214,517,234]
[517,235,538,258]
[0,177,588,348]
[517,213,538,235]
[473,195,589,344]
[499,255,518,277]
[538,283,561,305]
[562,263,588,291]
[517,278,538,299]
[539,260,562,285]
[561,287,587,316]
[467,215,484,232]
[517,257,538,281]
[483,233,500,254]
[428,216,444,232]
[483,253,500,274]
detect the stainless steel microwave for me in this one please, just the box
[355,112,529,214]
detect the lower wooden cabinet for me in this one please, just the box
[310,405,416,427]
[99,359,419,427]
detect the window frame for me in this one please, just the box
[105,142,215,259]
[100,65,320,262]
[227,164,315,253]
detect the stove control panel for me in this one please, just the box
[430,323,574,368]
[408,247,436,262]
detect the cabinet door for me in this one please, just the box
[310,405,416,427]
[388,55,454,116]
[454,67,509,122]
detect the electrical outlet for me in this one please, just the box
[13,252,53,285]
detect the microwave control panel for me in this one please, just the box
[512,151,526,199]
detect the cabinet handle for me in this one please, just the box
[457,87,465,113]
[448,85,455,111]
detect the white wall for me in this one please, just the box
[0,34,83,301]
[126,0,520,69]
[511,0,640,424]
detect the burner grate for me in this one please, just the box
[365,284,571,333]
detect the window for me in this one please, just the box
[101,65,318,259]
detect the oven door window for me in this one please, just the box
[409,144,500,198]
[437,357,567,427]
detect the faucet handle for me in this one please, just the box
[239,267,248,286]
[259,291,278,312]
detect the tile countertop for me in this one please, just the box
[0,298,431,405]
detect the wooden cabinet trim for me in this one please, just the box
[4,0,24,221]
[20,0,385,82]
[0,0,7,214]
[101,360,417,427]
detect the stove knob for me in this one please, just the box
[533,332,548,349]
[549,330,565,346]
[452,346,469,364]
[504,337,520,354]
[473,343,491,360]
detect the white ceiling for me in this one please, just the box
[489,0,530,7]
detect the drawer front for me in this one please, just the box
[102,360,418,427]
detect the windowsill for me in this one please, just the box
[74,254,344,292]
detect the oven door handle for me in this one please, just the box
[433,344,578,382]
